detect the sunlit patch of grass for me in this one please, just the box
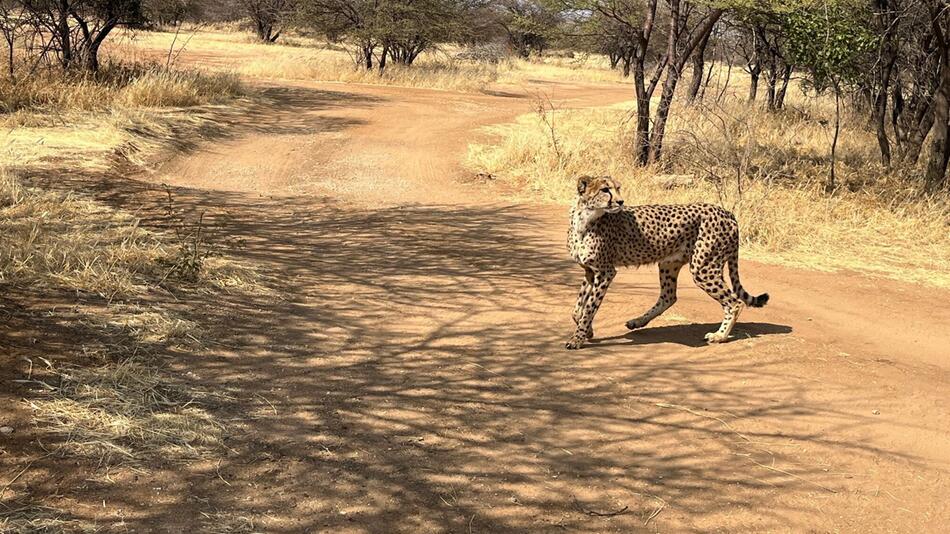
[26,357,225,464]
[0,170,262,297]
[239,51,501,91]
[106,28,626,92]
[0,62,243,115]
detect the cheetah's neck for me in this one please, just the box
[570,202,605,240]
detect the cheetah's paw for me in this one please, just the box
[565,334,588,350]
[704,332,729,344]
[626,317,649,330]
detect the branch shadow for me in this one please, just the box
[2,164,934,533]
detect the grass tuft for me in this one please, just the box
[27,356,224,463]
[0,62,242,115]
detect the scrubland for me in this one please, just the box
[465,84,950,288]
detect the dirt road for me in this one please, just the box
[13,78,950,532]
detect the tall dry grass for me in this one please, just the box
[240,52,502,91]
[0,62,243,115]
[465,94,950,288]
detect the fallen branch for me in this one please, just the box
[571,495,630,517]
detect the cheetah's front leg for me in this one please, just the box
[572,267,596,338]
[566,267,616,350]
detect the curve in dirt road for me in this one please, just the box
[47,79,950,532]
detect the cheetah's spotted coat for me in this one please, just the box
[566,176,768,349]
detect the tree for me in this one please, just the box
[143,0,203,27]
[725,2,793,109]
[241,0,294,42]
[495,0,557,57]
[784,0,876,190]
[923,0,950,191]
[646,0,723,162]
[1,1,27,79]
[19,0,145,71]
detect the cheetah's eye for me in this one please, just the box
[601,187,610,193]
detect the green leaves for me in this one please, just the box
[781,0,876,89]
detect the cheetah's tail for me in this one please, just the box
[727,253,769,308]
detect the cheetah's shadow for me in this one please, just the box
[591,322,793,348]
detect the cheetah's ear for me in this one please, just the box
[576,175,590,195]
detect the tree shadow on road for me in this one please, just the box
[2,166,930,533]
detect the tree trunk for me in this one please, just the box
[379,45,388,72]
[903,103,935,165]
[56,2,72,69]
[925,7,950,191]
[765,66,777,110]
[5,35,12,80]
[748,66,761,102]
[687,30,711,102]
[828,83,841,192]
[649,66,680,163]
[81,44,100,71]
[774,63,792,109]
[873,55,896,166]
[633,60,651,165]
[609,53,620,69]
[925,64,950,191]
[892,81,904,151]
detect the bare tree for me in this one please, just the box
[647,1,723,163]
[0,0,27,79]
[241,0,294,42]
[18,0,144,71]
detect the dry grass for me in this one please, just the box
[239,51,501,91]
[1,62,243,115]
[498,54,626,85]
[0,167,254,472]
[0,170,260,297]
[0,504,97,534]
[106,28,625,92]
[26,356,225,464]
[465,91,950,288]
[0,37,261,496]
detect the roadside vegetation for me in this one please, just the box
[107,27,625,92]
[0,3,261,531]
[465,92,950,288]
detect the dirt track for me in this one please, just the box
[9,78,950,532]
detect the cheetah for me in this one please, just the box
[566,175,768,350]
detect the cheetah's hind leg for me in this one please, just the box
[690,258,743,343]
[626,261,684,330]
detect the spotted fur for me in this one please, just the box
[565,175,768,350]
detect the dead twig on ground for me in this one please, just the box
[0,452,54,499]
[571,495,630,517]
[654,402,752,443]
[748,457,838,494]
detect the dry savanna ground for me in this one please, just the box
[1,27,949,533]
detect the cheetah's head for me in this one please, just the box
[575,175,625,215]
